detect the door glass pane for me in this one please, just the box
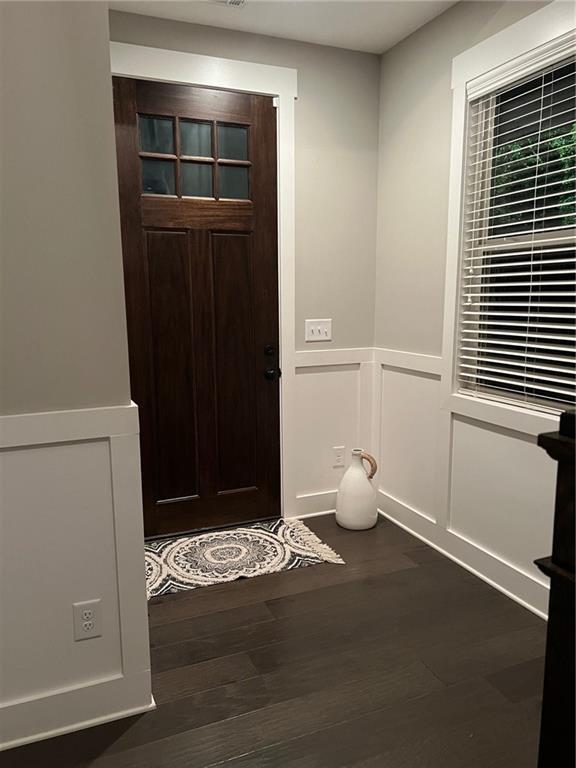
[139,116,174,154]
[182,162,213,198]
[141,159,175,195]
[180,121,212,157]
[219,165,249,199]
[218,125,248,160]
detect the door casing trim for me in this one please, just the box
[109,42,298,518]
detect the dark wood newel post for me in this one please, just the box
[535,410,575,768]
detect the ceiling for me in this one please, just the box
[109,0,459,54]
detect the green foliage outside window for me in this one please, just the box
[490,121,576,232]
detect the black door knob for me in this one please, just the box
[264,344,276,356]
[264,368,281,381]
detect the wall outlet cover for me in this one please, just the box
[332,445,346,467]
[73,599,102,641]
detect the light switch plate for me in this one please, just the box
[305,319,332,342]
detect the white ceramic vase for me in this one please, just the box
[335,448,378,530]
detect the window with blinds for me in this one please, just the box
[458,57,575,410]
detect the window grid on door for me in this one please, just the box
[138,115,251,200]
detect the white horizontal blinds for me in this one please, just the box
[459,57,576,408]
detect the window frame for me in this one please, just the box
[442,1,575,435]
[457,61,575,411]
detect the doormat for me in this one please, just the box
[145,518,344,599]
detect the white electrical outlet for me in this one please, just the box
[73,599,102,641]
[305,319,332,342]
[332,445,345,468]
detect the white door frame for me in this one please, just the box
[109,42,299,519]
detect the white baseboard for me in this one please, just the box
[0,678,155,752]
[289,508,336,521]
[291,489,337,518]
[378,490,549,619]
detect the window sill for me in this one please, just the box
[444,392,561,437]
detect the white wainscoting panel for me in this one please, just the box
[450,416,556,585]
[379,366,442,523]
[291,349,378,518]
[294,364,361,499]
[0,403,153,750]
[1,439,122,702]
[292,347,556,617]
[375,349,556,617]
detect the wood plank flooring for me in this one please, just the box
[4,515,546,767]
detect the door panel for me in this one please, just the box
[146,230,199,503]
[212,232,257,494]
[113,77,280,537]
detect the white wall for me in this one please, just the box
[0,2,132,416]
[373,1,559,618]
[374,0,547,355]
[289,2,561,620]
[0,3,151,750]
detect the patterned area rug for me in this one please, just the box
[145,518,344,599]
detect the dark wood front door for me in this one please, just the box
[113,77,280,538]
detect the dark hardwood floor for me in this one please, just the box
[4,515,546,767]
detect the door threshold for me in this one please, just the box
[144,514,281,542]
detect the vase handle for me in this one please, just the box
[360,451,377,480]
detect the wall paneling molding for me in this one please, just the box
[0,403,153,750]
[292,345,556,617]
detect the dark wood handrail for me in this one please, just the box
[536,409,575,768]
